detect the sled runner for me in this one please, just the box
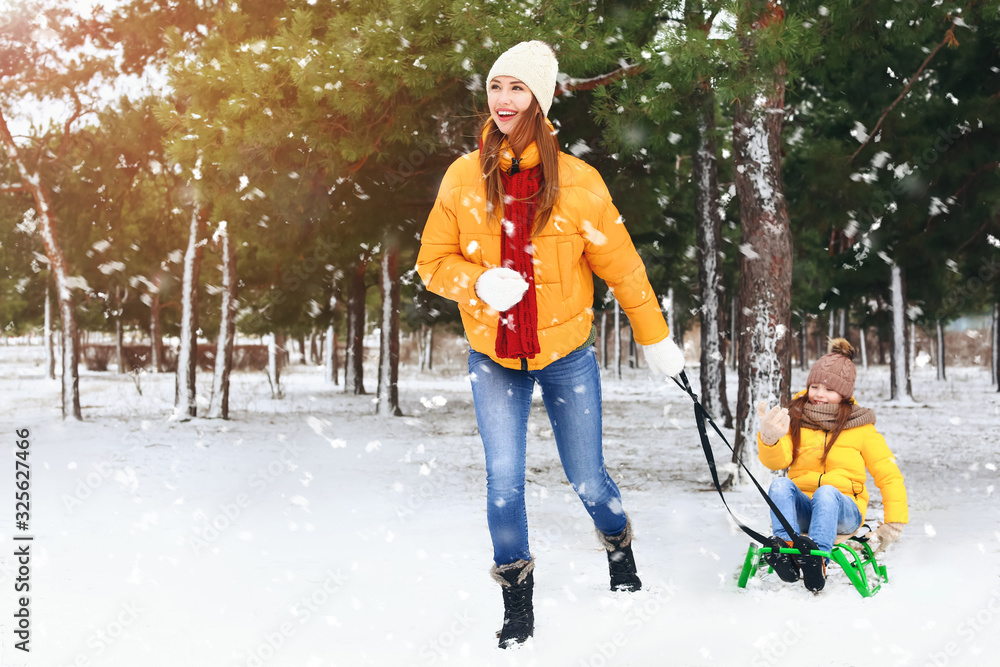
[670,371,889,597]
[736,530,888,597]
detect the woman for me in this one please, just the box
[415,41,684,647]
[757,338,908,592]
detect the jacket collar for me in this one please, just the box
[480,119,556,172]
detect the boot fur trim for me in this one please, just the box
[491,558,534,587]
[596,515,633,552]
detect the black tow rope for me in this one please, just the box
[671,370,813,553]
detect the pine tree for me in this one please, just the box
[0,0,123,419]
[727,1,797,481]
[783,0,999,398]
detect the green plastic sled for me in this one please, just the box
[737,537,888,597]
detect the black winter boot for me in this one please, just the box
[491,559,534,648]
[795,536,827,593]
[598,518,642,592]
[763,535,800,583]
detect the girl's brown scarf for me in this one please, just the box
[800,402,876,432]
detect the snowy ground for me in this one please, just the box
[1,344,999,667]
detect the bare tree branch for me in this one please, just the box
[55,90,90,159]
[957,217,995,253]
[555,63,643,96]
[850,22,960,162]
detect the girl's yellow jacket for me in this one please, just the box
[416,142,669,371]
[757,404,909,525]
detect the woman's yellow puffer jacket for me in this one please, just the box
[416,140,669,371]
[757,397,908,524]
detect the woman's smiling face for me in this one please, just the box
[488,76,534,134]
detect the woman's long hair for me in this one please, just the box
[479,97,560,236]
[787,395,854,465]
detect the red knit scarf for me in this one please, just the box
[496,164,541,360]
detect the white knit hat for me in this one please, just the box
[486,41,559,117]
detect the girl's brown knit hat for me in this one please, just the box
[807,338,856,398]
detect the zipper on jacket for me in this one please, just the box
[820,430,861,499]
[819,431,828,487]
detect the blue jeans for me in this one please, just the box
[468,347,628,566]
[768,476,862,552]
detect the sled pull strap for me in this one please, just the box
[672,370,802,546]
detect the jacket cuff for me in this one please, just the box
[757,433,778,447]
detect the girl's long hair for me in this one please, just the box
[479,97,560,236]
[787,395,854,464]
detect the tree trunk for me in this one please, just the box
[935,319,946,381]
[148,268,164,373]
[45,280,56,379]
[798,317,808,371]
[344,259,368,394]
[730,11,792,486]
[613,301,622,380]
[325,278,339,384]
[325,326,338,385]
[419,324,435,372]
[174,204,206,420]
[115,283,125,374]
[859,325,869,371]
[416,328,425,371]
[729,295,738,371]
[692,92,732,425]
[426,326,434,370]
[377,238,402,416]
[267,333,283,398]
[1,107,81,419]
[628,325,637,369]
[876,320,886,366]
[309,330,319,365]
[990,301,1000,391]
[889,261,912,401]
[209,226,237,419]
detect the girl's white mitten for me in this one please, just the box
[475,267,529,312]
[872,522,904,555]
[642,336,685,378]
[757,401,790,445]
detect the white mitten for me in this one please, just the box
[642,336,685,378]
[871,522,904,555]
[475,267,529,312]
[756,401,790,446]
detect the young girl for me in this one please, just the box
[415,41,684,647]
[757,338,908,592]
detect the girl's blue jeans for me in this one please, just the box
[768,476,862,552]
[468,347,628,566]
